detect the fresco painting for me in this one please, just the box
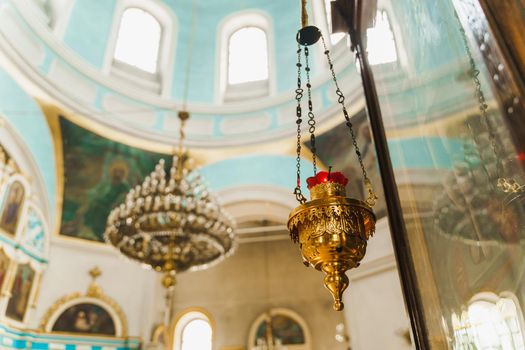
[52,302,116,335]
[255,314,305,345]
[59,117,168,242]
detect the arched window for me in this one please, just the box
[366,10,398,65]
[228,27,269,85]
[181,319,212,350]
[217,12,273,102]
[113,8,162,73]
[172,310,213,350]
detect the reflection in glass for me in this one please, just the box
[452,295,525,349]
[365,0,525,347]
[367,10,398,65]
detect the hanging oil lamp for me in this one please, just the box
[287,0,377,311]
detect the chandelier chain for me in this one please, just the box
[304,46,317,176]
[294,45,307,204]
[458,19,501,180]
[321,35,377,206]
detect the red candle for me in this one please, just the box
[306,170,348,189]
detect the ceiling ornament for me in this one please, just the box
[287,0,377,311]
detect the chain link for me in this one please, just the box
[294,44,307,204]
[304,46,317,176]
[321,35,377,207]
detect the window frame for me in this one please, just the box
[169,308,214,350]
[314,1,408,71]
[103,0,176,97]
[216,11,275,103]
[112,7,163,75]
[227,26,269,86]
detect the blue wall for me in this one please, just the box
[61,0,302,102]
[64,0,117,68]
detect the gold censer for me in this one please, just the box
[288,0,377,311]
[288,173,376,311]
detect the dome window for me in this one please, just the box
[105,2,175,96]
[218,12,273,102]
[113,8,162,74]
[227,26,269,85]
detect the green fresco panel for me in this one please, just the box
[59,117,168,242]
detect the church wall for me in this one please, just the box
[63,0,117,68]
[171,238,348,350]
[32,239,161,340]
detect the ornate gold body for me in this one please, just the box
[288,182,376,311]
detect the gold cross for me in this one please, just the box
[89,266,102,281]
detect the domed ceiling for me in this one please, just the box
[0,0,362,148]
[0,0,473,241]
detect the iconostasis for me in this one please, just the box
[0,140,141,349]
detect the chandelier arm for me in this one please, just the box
[321,34,377,207]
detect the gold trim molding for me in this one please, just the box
[39,267,128,336]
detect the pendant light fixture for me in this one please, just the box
[287,0,377,311]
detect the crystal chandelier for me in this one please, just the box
[104,111,237,288]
